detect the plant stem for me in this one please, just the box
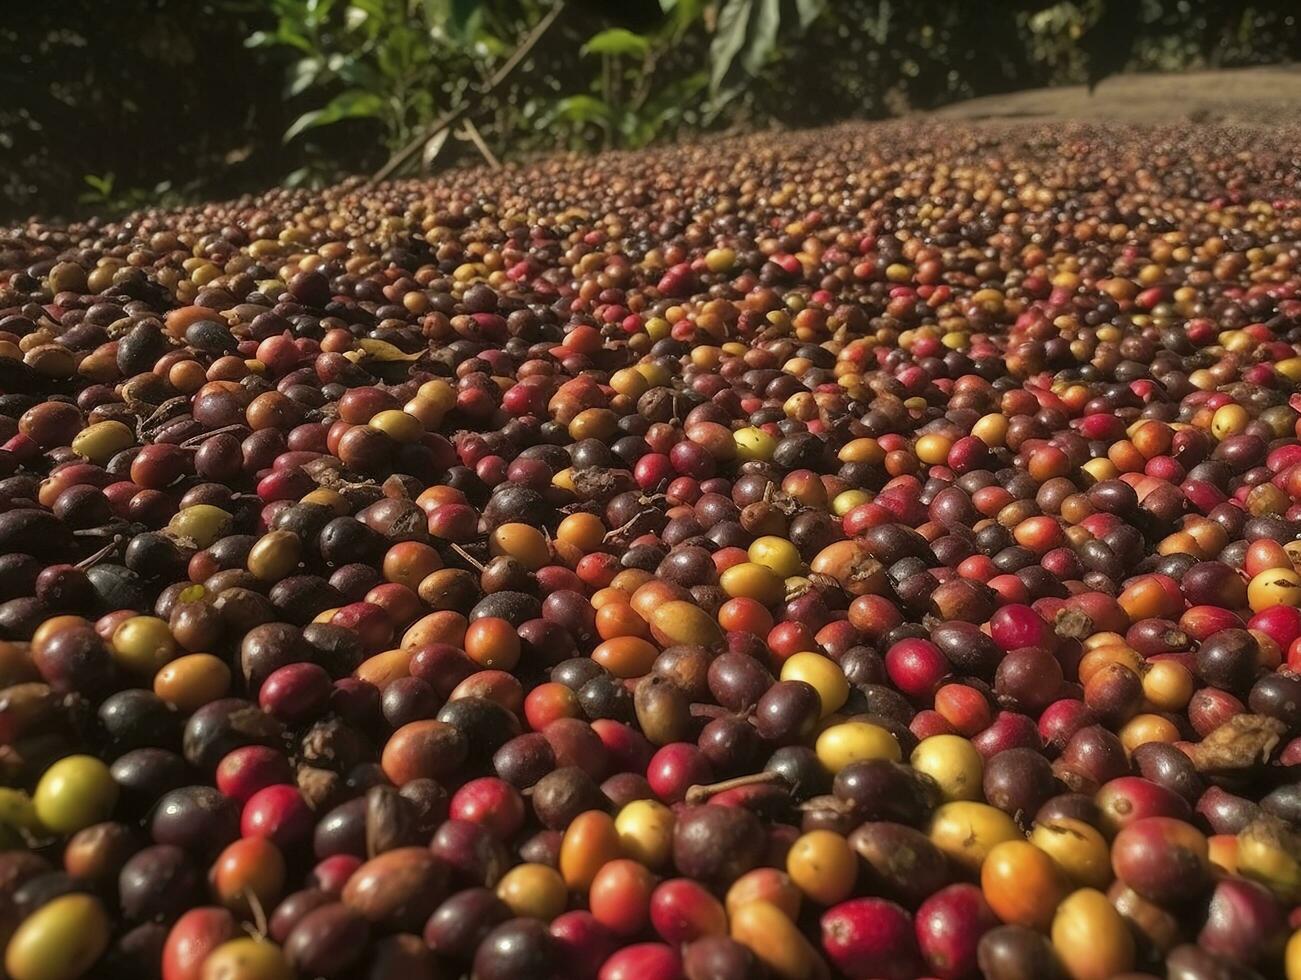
[684,770,788,805]
[371,1,566,183]
[459,118,501,169]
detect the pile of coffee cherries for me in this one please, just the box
[0,121,1299,980]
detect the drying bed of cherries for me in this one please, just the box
[0,121,1299,980]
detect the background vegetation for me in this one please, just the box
[3,0,1298,221]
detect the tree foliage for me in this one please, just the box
[2,0,1297,220]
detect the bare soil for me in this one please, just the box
[926,64,1301,127]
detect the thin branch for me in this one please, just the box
[459,118,501,170]
[602,53,613,151]
[370,2,566,184]
[630,48,658,114]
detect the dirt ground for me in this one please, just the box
[927,64,1301,126]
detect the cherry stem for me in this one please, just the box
[603,507,657,543]
[449,542,486,572]
[73,520,135,539]
[74,536,123,570]
[684,770,787,805]
[177,424,250,449]
[242,886,268,938]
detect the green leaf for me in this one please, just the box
[261,24,315,53]
[377,28,421,79]
[283,89,383,142]
[644,69,708,113]
[794,0,825,29]
[552,95,613,123]
[333,55,382,90]
[82,172,114,196]
[741,0,780,75]
[422,127,452,168]
[421,0,480,40]
[348,0,392,37]
[348,0,385,18]
[283,109,330,142]
[624,72,707,147]
[581,28,650,58]
[866,0,891,44]
[344,4,369,30]
[305,0,336,26]
[447,0,481,39]
[473,32,508,57]
[710,0,752,93]
[284,166,317,188]
[662,0,705,37]
[286,57,324,97]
